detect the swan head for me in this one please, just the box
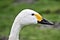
[17,9,53,26]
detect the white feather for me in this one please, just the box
[8,9,39,40]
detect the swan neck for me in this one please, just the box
[8,21,22,40]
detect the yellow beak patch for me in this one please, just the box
[34,13,42,22]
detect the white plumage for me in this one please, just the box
[8,9,53,40]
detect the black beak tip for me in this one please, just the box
[47,22,54,25]
[38,19,54,25]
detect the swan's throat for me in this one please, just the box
[8,21,22,40]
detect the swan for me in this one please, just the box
[8,9,53,40]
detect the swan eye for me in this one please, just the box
[31,14,34,16]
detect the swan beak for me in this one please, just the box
[38,19,54,25]
[35,13,54,25]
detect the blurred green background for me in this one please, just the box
[0,0,60,40]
